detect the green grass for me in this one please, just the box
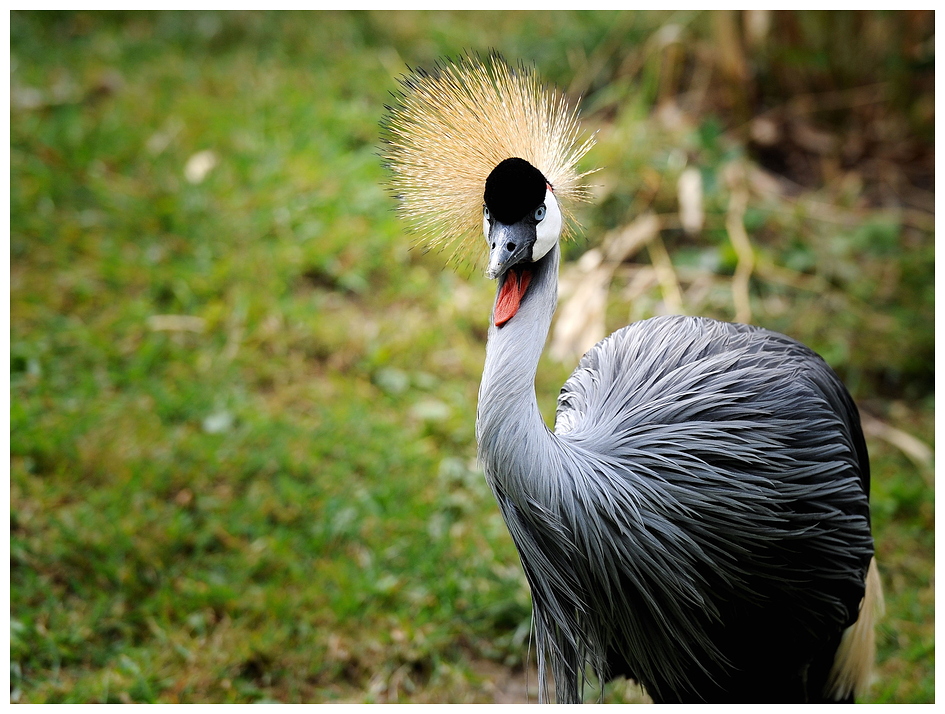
[10,10,933,703]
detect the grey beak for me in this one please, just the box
[486,222,535,280]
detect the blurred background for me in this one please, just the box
[9,10,933,703]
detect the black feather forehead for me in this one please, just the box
[380,51,597,268]
[485,157,548,224]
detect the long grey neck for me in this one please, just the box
[476,243,560,499]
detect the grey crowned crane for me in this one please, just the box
[381,53,882,704]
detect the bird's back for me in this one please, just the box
[543,315,874,702]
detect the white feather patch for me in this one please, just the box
[532,188,562,261]
[825,557,885,701]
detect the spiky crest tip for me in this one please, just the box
[380,52,596,268]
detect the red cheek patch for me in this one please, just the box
[494,267,533,327]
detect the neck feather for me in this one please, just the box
[476,243,559,495]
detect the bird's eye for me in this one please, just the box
[483,206,491,220]
[535,205,546,221]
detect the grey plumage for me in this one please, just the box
[477,244,874,703]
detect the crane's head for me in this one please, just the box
[381,52,595,277]
[482,156,562,325]
[483,156,561,280]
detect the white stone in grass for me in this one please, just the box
[184,150,218,184]
[202,410,234,434]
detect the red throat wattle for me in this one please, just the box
[494,267,533,327]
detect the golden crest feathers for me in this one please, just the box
[381,53,596,267]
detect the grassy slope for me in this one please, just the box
[10,11,933,703]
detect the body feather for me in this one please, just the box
[477,248,876,703]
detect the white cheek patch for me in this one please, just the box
[532,187,562,260]
[483,213,490,241]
